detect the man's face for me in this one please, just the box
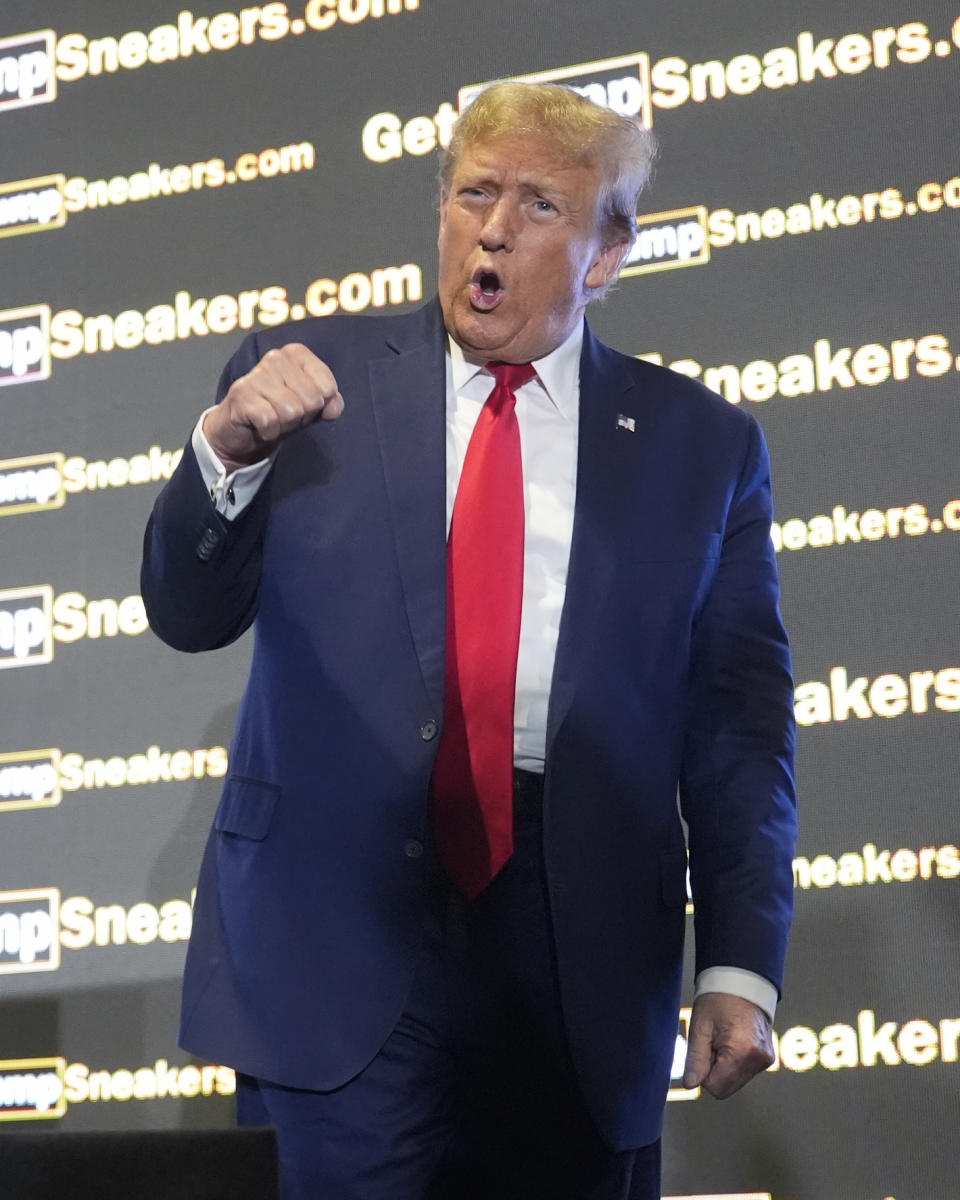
[437,133,625,364]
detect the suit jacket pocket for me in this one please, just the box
[660,849,691,908]
[214,776,280,841]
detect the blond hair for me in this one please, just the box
[439,80,657,248]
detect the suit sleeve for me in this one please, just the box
[678,415,798,994]
[140,332,271,653]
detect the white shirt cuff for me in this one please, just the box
[694,966,778,1023]
[192,408,275,519]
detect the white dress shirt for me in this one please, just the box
[192,320,778,1021]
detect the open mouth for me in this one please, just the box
[469,269,504,310]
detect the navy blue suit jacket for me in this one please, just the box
[141,298,797,1149]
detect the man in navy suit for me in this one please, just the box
[142,82,796,1200]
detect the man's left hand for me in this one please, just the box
[681,992,775,1098]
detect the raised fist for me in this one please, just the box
[203,343,343,471]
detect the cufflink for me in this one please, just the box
[196,527,222,561]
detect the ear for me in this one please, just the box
[584,238,631,292]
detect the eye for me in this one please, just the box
[532,198,557,214]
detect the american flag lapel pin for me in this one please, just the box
[616,414,636,432]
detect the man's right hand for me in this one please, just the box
[203,343,344,472]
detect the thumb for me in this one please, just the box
[682,1017,714,1089]
[320,391,345,421]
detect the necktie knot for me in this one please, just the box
[489,361,536,397]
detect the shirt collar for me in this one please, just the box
[447,317,584,422]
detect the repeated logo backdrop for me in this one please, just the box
[1,2,957,1195]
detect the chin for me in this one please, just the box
[453,313,508,351]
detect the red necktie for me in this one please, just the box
[431,361,535,898]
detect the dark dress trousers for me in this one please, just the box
[140,297,797,1152]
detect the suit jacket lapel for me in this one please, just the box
[369,301,448,714]
[545,323,637,759]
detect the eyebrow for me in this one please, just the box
[518,179,565,202]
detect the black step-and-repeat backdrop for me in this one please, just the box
[1,2,957,1196]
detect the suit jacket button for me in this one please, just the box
[404,840,423,859]
[420,720,438,742]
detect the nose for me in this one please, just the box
[479,196,516,252]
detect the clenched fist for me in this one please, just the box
[203,343,344,472]
[682,992,775,1099]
